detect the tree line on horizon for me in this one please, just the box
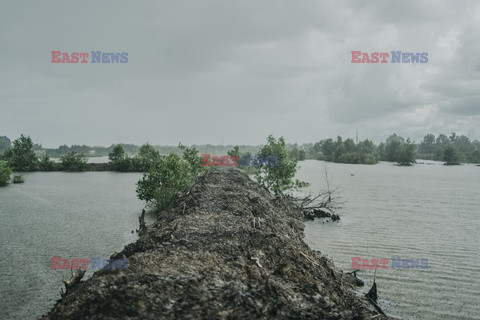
[288,133,480,166]
[0,133,310,214]
[0,136,260,159]
[1,131,479,185]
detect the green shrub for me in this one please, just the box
[12,175,24,184]
[443,145,460,165]
[38,155,56,171]
[397,140,416,166]
[61,152,88,172]
[179,143,204,176]
[3,135,38,171]
[136,153,194,210]
[254,135,309,195]
[0,160,12,186]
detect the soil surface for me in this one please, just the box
[42,168,388,319]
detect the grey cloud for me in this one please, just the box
[0,0,479,147]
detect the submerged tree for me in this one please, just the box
[443,145,460,165]
[0,160,12,186]
[109,145,125,163]
[4,135,38,171]
[384,138,402,162]
[61,152,88,172]
[397,139,416,166]
[108,145,133,171]
[38,155,56,171]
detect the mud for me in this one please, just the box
[42,167,387,319]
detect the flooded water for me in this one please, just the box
[0,163,478,319]
[298,160,480,320]
[0,172,154,320]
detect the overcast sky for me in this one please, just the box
[1,0,479,148]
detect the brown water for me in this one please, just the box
[298,160,480,320]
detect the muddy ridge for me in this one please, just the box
[42,168,387,319]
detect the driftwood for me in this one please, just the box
[365,270,387,317]
[138,209,146,230]
[288,187,344,221]
[347,270,364,287]
[365,281,378,302]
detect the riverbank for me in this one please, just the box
[41,168,386,319]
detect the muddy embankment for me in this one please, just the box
[42,168,388,319]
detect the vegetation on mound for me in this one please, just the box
[136,153,197,210]
[254,135,309,195]
[135,135,311,212]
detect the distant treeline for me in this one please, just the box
[289,133,480,165]
[0,136,259,159]
[0,135,261,175]
[1,132,479,172]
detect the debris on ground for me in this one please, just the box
[42,168,388,319]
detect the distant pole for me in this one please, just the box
[356,132,358,144]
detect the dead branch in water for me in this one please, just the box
[287,165,345,221]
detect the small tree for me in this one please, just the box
[227,146,241,160]
[254,135,309,195]
[38,155,56,171]
[178,143,203,176]
[4,135,38,171]
[321,138,336,161]
[470,149,480,164]
[109,145,133,171]
[61,152,88,172]
[109,145,125,162]
[0,160,12,186]
[138,144,161,171]
[136,153,194,210]
[397,140,416,166]
[228,146,246,168]
[443,145,460,165]
[298,149,306,161]
[385,139,402,162]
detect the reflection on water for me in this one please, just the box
[298,160,480,320]
[0,172,153,320]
